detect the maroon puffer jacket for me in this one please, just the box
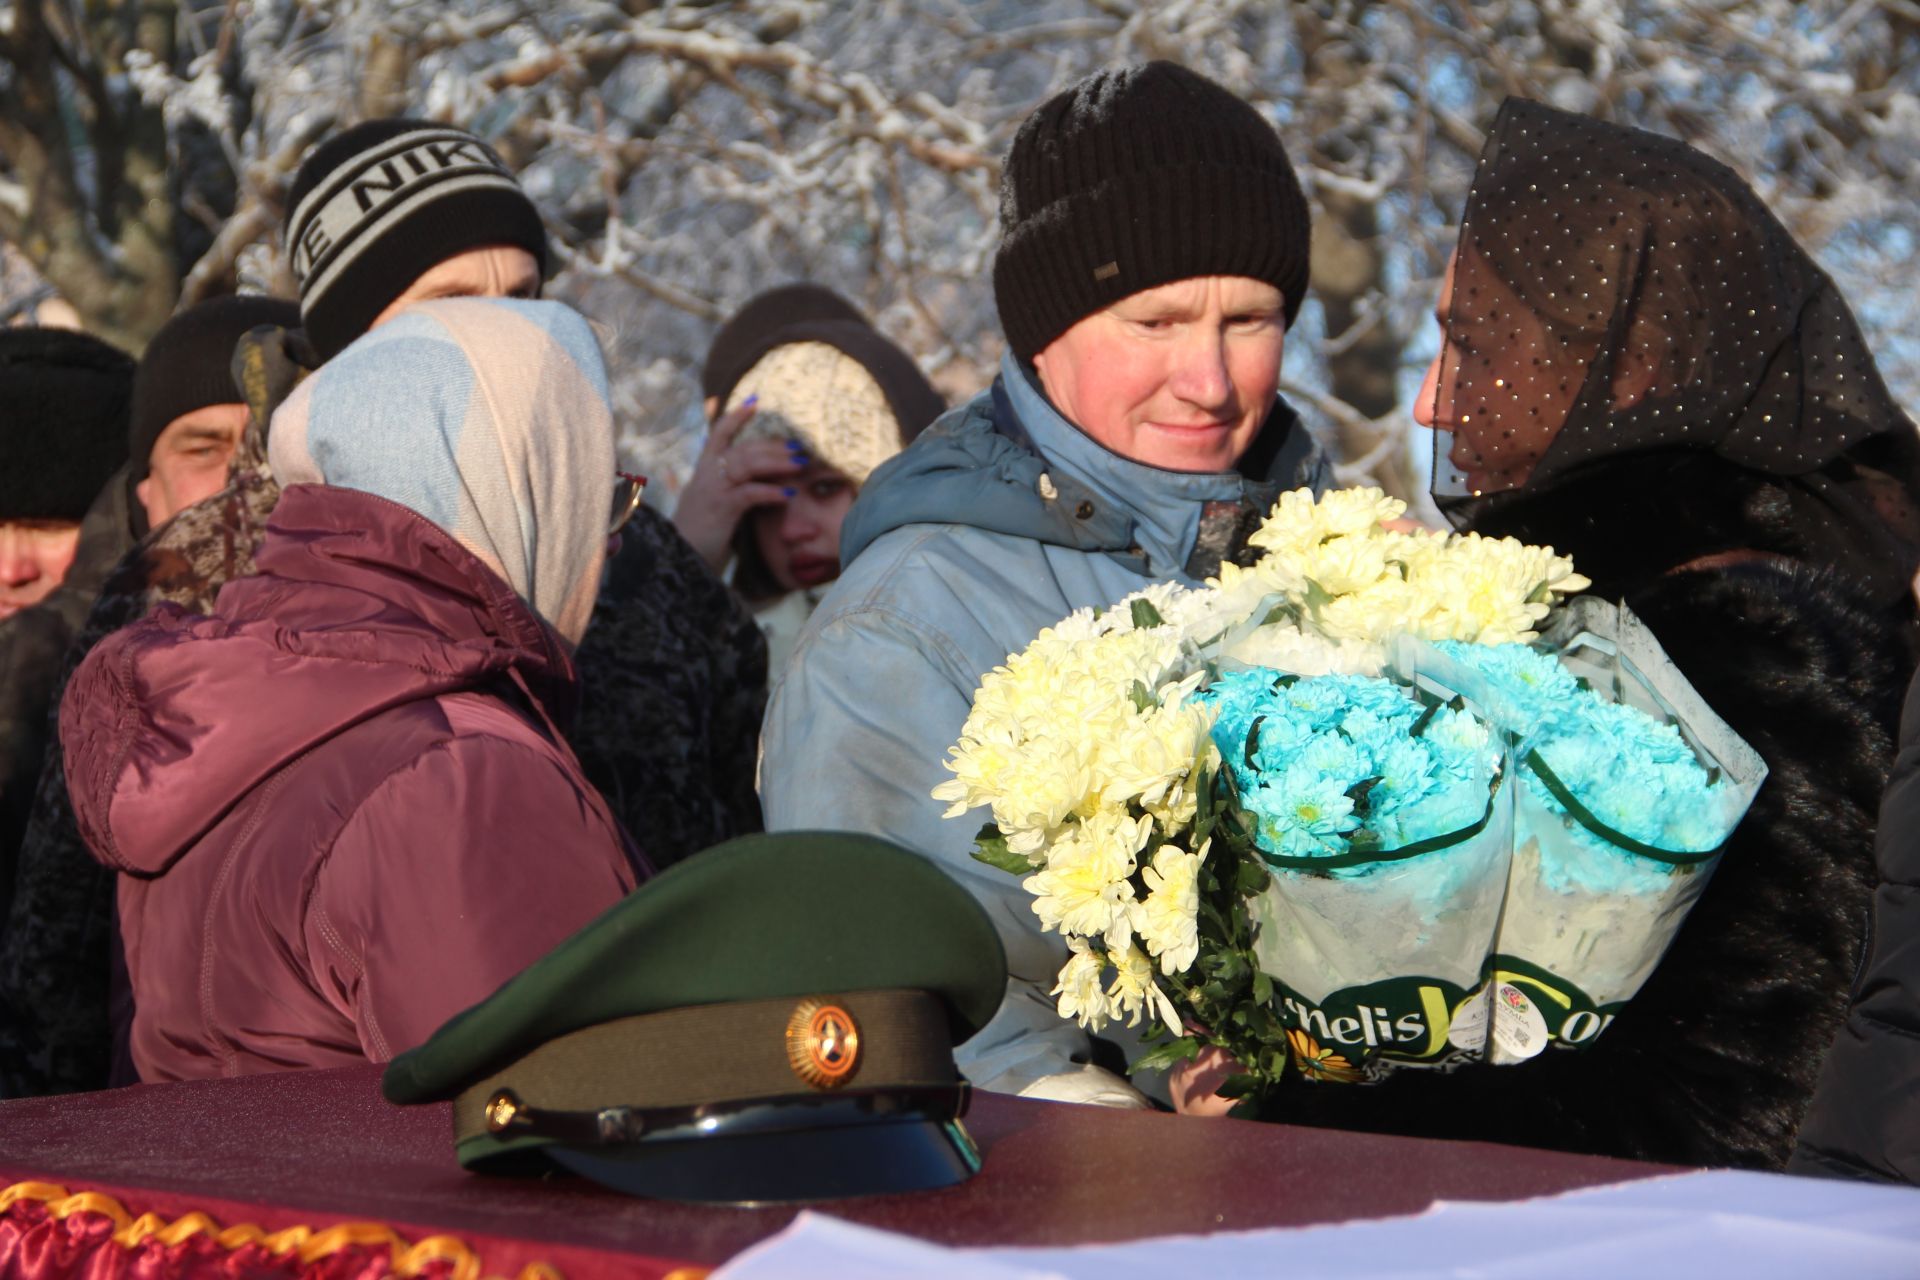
[61,485,645,1081]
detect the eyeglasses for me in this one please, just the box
[611,471,647,536]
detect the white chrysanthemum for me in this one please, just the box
[1023,809,1150,951]
[1219,621,1369,677]
[1098,700,1217,813]
[937,618,1210,851]
[1249,486,1405,560]
[1104,943,1154,1027]
[1136,841,1205,975]
[1105,942,1182,1030]
[1053,937,1109,1030]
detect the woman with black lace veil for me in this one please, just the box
[1274,98,1920,1170]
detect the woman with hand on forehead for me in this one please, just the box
[1281,98,1920,1171]
[672,285,945,673]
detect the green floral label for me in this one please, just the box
[1272,975,1476,1081]
[1274,958,1627,1082]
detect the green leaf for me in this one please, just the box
[1130,1035,1202,1074]
[1302,578,1337,623]
[1233,854,1271,897]
[1129,679,1156,713]
[1215,1072,1262,1100]
[1251,970,1273,1005]
[1130,598,1166,629]
[968,824,1032,875]
[1345,775,1381,819]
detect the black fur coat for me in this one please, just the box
[1264,540,1907,1168]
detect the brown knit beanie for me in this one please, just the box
[993,62,1311,361]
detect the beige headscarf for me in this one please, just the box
[269,298,615,646]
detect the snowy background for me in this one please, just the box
[4,0,1918,513]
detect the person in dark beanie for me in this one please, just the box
[0,329,132,623]
[0,327,133,903]
[0,118,766,1097]
[760,63,1326,1109]
[673,285,945,672]
[130,295,302,531]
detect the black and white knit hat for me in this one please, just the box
[0,328,135,522]
[284,119,548,360]
[993,62,1311,361]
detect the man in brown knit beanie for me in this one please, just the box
[762,63,1326,1113]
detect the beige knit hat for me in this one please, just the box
[724,341,905,486]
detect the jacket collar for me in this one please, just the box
[836,356,1321,580]
[230,485,580,731]
[996,353,1252,579]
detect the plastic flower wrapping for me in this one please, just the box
[936,488,1767,1110]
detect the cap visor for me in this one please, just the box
[547,1117,980,1204]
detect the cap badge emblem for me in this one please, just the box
[786,998,861,1090]
[484,1089,526,1133]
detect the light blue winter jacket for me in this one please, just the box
[760,354,1327,1095]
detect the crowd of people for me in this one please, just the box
[1,61,1916,1185]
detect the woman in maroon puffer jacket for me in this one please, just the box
[60,298,646,1081]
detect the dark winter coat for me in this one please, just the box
[572,502,768,871]
[1268,555,1903,1169]
[60,485,642,1081]
[0,379,288,1097]
[1789,662,1920,1183]
[0,466,138,895]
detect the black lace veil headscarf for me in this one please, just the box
[1431,97,1920,607]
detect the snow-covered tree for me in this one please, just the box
[4,0,1917,498]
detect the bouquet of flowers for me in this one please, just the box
[1394,601,1764,1064]
[1207,670,1513,1081]
[935,487,1764,1107]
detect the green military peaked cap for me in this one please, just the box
[382,831,1008,1203]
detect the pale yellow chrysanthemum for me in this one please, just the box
[1217,620,1365,677]
[1053,937,1110,1031]
[1102,942,1180,1030]
[1136,841,1205,975]
[1248,486,1406,560]
[1226,487,1588,654]
[938,485,1591,964]
[1023,808,1150,952]
[937,615,1211,854]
